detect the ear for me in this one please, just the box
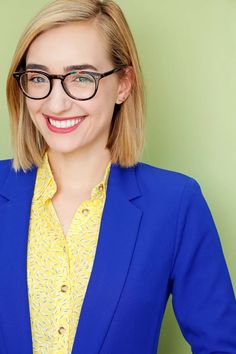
[116,66,134,104]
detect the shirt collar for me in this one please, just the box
[34,152,111,204]
[91,161,111,200]
[33,152,57,204]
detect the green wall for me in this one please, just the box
[0,1,235,353]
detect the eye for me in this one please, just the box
[77,76,91,83]
[27,73,47,83]
[31,76,46,83]
[68,72,94,85]
[76,75,93,83]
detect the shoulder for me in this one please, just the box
[135,162,198,188]
[0,159,13,169]
[0,159,14,186]
[133,162,202,202]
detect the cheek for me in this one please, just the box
[88,99,115,126]
[90,85,118,118]
[96,78,119,103]
[26,99,43,126]
[26,99,40,115]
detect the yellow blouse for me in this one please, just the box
[27,152,110,354]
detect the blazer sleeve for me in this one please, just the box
[170,178,236,354]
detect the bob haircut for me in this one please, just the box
[6,0,145,172]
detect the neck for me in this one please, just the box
[47,146,111,194]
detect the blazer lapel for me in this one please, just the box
[0,163,36,353]
[72,164,142,354]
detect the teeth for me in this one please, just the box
[49,118,82,128]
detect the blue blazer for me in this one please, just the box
[0,159,235,354]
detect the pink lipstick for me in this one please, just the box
[43,114,86,134]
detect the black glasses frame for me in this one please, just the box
[13,67,123,101]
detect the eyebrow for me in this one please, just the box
[25,63,98,72]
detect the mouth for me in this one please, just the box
[43,114,87,133]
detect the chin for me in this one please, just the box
[46,141,83,154]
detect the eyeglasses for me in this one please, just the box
[13,67,123,101]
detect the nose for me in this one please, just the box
[45,79,72,113]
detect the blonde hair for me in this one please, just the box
[6,0,145,171]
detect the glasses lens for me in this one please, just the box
[20,72,50,98]
[64,72,96,100]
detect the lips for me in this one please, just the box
[43,114,87,134]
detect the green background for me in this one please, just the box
[0,1,235,353]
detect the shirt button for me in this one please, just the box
[61,285,68,293]
[58,327,66,335]
[82,208,89,216]
[98,184,104,192]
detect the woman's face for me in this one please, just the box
[25,22,127,156]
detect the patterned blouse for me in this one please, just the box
[27,152,111,354]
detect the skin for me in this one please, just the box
[25,21,132,195]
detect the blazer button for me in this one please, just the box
[58,327,66,335]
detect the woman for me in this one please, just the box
[0,0,235,353]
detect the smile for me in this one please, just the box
[43,114,86,134]
[49,118,81,128]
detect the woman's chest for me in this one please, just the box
[51,191,91,236]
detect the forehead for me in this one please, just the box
[26,22,112,71]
